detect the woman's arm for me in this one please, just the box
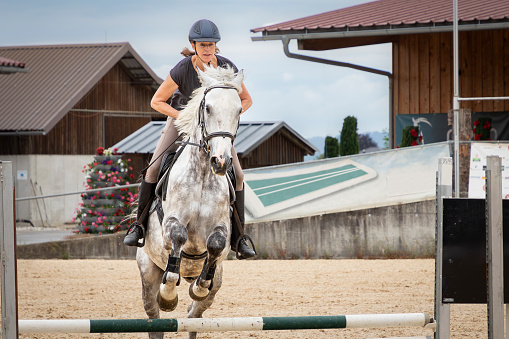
[150,74,180,119]
[239,83,252,114]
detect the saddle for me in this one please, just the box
[152,146,237,226]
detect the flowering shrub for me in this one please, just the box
[473,118,491,141]
[72,147,138,234]
[399,126,422,147]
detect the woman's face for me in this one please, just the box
[194,41,216,63]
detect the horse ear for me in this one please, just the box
[233,69,244,88]
[196,66,219,87]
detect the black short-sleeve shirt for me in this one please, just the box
[169,55,238,110]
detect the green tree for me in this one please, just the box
[399,126,420,147]
[339,116,360,156]
[382,128,389,149]
[324,136,339,158]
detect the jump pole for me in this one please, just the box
[19,313,433,334]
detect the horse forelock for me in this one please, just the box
[174,66,242,138]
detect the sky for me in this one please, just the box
[2,0,391,140]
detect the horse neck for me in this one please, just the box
[181,128,209,172]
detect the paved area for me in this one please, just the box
[15,225,77,245]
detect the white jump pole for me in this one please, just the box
[485,156,504,339]
[18,313,433,334]
[1,161,18,339]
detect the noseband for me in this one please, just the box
[198,85,239,153]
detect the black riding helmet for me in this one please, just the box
[189,19,221,42]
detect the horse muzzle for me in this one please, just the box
[210,155,232,176]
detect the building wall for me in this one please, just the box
[240,130,309,169]
[392,29,509,142]
[0,63,158,155]
[17,200,435,259]
[4,155,93,227]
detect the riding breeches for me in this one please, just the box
[145,117,244,191]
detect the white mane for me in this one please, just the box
[174,65,242,138]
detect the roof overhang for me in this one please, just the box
[252,21,509,50]
[0,66,29,74]
[0,130,45,136]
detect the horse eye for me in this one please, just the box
[238,108,242,115]
[205,104,212,114]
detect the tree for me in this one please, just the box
[399,126,420,147]
[358,133,377,151]
[339,116,360,156]
[324,136,339,158]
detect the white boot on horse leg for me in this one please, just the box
[158,217,188,312]
[187,265,223,339]
[137,250,165,339]
[189,227,228,301]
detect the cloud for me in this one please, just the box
[2,0,385,139]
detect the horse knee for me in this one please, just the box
[164,217,187,250]
[207,231,226,258]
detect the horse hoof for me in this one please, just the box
[189,282,209,301]
[157,293,178,312]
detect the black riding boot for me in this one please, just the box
[124,180,157,247]
[231,189,256,259]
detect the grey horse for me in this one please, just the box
[136,66,245,339]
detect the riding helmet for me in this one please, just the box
[189,19,221,42]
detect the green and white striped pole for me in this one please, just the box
[19,313,433,333]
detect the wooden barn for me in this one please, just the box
[251,0,509,147]
[0,43,162,154]
[0,42,162,225]
[111,120,318,170]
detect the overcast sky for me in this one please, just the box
[2,0,391,139]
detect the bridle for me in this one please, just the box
[196,84,240,153]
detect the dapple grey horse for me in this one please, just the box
[136,66,244,339]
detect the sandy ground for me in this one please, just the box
[8,259,490,338]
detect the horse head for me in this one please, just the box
[196,67,244,176]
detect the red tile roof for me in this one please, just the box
[252,0,509,33]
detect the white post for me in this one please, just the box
[485,156,504,339]
[1,161,18,338]
[452,0,460,198]
[435,157,452,339]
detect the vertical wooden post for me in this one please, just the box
[1,161,18,338]
[485,156,504,339]
[435,157,452,339]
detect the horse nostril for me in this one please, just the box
[211,157,220,166]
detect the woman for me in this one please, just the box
[124,19,256,259]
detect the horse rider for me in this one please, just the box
[124,19,256,259]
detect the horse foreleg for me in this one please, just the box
[187,264,223,339]
[159,217,188,312]
[189,225,227,301]
[137,250,165,339]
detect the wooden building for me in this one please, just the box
[0,43,162,226]
[0,43,162,155]
[251,0,509,146]
[112,121,318,171]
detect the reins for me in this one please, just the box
[143,84,239,174]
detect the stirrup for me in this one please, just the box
[235,235,256,260]
[125,223,146,247]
